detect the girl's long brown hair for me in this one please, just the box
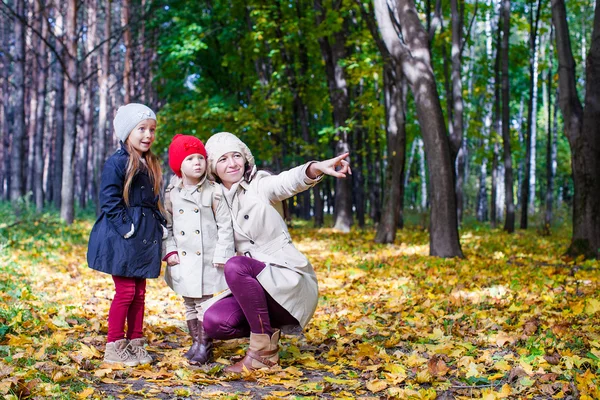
[123,141,165,215]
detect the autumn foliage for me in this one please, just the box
[0,205,599,399]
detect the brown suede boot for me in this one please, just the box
[224,330,280,373]
[189,320,213,365]
[184,319,200,359]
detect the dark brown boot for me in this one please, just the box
[184,319,200,359]
[189,320,213,364]
[225,330,280,373]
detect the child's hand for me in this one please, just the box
[167,254,180,266]
[214,263,225,268]
[124,224,135,239]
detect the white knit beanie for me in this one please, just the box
[205,132,255,180]
[113,103,157,143]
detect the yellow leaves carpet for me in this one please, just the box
[0,218,599,399]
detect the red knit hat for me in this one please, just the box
[168,134,207,177]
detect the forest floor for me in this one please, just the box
[1,204,599,399]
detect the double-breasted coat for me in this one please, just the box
[205,163,322,328]
[163,175,235,298]
[87,144,167,279]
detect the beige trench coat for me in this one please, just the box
[205,163,322,328]
[163,175,234,298]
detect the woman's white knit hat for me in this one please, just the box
[205,132,255,180]
[113,103,156,143]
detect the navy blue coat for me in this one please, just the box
[87,145,167,278]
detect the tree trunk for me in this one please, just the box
[11,0,26,203]
[451,0,465,222]
[314,0,353,232]
[375,60,407,243]
[545,25,556,228]
[520,0,542,229]
[52,5,65,209]
[95,0,111,214]
[552,0,600,258]
[60,0,78,224]
[374,0,463,257]
[500,0,515,233]
[33,0,49,211]
[0,7,9,200]
[122,0,133,104]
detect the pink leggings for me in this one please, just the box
[107,275,146,343]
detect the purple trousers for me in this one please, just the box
[203,256,298,339]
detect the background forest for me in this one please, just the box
[0,0,598,257]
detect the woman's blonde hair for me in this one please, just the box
[123,141,165,215]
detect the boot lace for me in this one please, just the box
[115,344,137,362]
[129,342,150,359]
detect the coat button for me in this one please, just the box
[250,240,255,244]
[153,240,157,244]
[141,185,145,189]
[196,251,201,255]
[182,251,186,256]
[244,215,249,220]
[180,231,185,235]
[194,208,199,213]
[195,230,200,234]
[179,209,184,214]
[143,239,147,244]
[142,212,145,217]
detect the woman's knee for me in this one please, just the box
[224,256,252,282]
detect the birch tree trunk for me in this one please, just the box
[520,0,542,229]
[500,0,515,233]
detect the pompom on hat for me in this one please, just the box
[205,132,255,180]
[113,103,157,143]
[168,134,207,177]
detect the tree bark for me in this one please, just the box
[374,0,463,257]
[95,0,111,214]
[375,59,407,243]
[33,0,49,211]
[314,0,353,232]
[520,0,542,229]
[60,0,78,224]
[552,0,600,258]
[545,25,556,228]
[122,0,133,104]
[52,5,65,209]
[11,0,26,203]
[500,0,515,233]
[0,7,9,200]
[451,0,465,222]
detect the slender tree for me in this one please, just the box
[60,0,78,223]
[500,0,515,232]
[11,0,26,203]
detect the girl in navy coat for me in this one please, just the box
[87,103,167,366]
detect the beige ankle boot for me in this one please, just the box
[104,339,139,367]
[128,338,153,365]
[225,330,280,373]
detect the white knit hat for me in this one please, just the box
[205,132,255,180]
[113,103,157,143]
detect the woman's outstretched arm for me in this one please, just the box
[306,152,352,179]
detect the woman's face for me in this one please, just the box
[216,151,245,189]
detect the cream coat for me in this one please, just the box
[205,163,322,328]
[163,175,234,298]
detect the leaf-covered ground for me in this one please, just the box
[1,206,599,399]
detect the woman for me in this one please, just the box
[202,132,350,372]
